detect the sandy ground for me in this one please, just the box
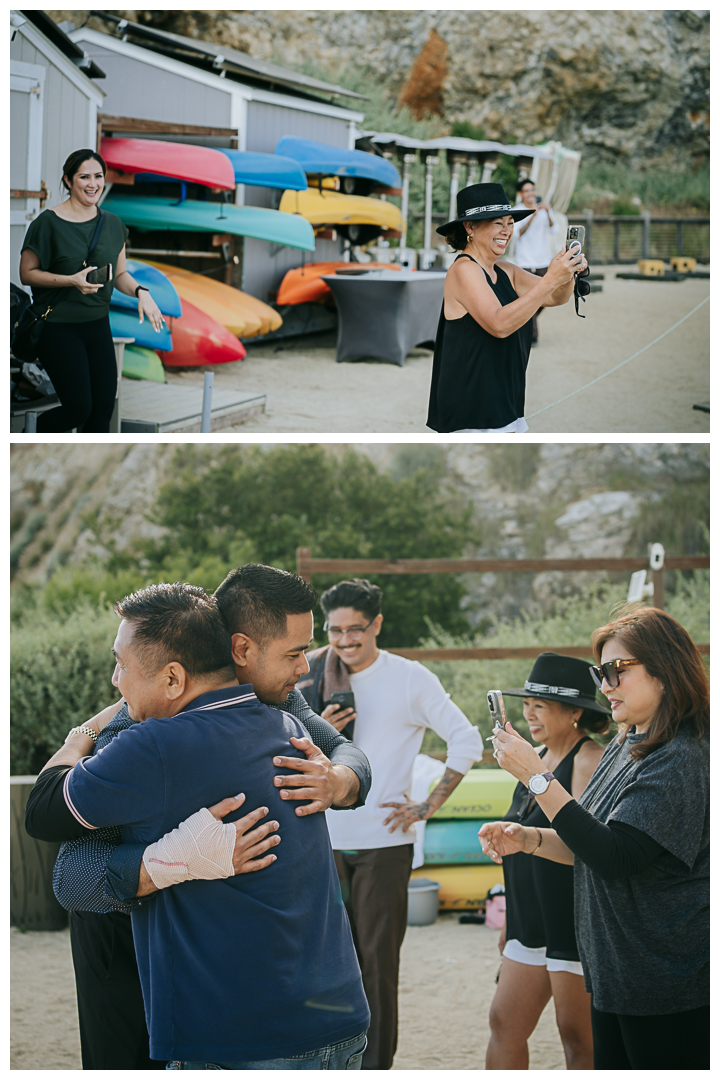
[11,917,564,1070]
[161,265,709,434]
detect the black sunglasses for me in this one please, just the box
[589,658,643,690]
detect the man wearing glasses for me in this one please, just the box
[298,579,483,1070]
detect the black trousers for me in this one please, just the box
[69,909,165,1070]
[36,315,117,432]
[334,845,414,1070]
[591,999,710,1070]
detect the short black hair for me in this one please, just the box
[516,178,535,191]
[114,582,235,679]
[214,563,318,647]
[320,579,383,622]
[62,149,106,193]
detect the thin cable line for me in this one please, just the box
[527,294,710,418]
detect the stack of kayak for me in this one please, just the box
[410,770,516,909]
[276,137,404,245]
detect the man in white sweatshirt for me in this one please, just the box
[297,579,483,1070]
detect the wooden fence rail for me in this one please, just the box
[296,548,710,659]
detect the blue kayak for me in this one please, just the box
[109,307,173,351]
[276,137,401,188]
[423,820,496,865]
[110,260,182,317]
[134,151,308,192]
[103,196,316,251]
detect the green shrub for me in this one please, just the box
[11,603,121,775]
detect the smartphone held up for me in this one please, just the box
[566,225,591,318]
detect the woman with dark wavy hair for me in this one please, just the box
[19,148,163,432]
[480,607,709,1070]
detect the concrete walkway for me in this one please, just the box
[161,266,709,434]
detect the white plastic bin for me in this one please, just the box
[407,877,441,926]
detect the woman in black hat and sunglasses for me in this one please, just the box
[427,182,587,433]
[485,653,608,1070]
[480,607,709,1071]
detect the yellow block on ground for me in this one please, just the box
[430,769,516,820]
[670,256,697,273]
[637,259,665,276]
[412,865,504,909]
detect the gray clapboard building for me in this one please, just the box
[10,11,105,289]
[67,14,366,300]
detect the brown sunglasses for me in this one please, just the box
[589,658,642,690]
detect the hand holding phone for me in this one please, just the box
[85,264,113,286]
[323,691,356,738]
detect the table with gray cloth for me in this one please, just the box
[321,270,446,366]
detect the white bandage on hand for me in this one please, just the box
[142,807,236,890]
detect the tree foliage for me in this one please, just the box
[110,445,476,648]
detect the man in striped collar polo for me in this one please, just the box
[57,581,370,1069]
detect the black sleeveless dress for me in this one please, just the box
[427,254,533,432]
[502,737,591,962]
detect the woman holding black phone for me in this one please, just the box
[480,608,709,1070]
[19,148,163,432]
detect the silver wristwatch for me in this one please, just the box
[527,771,555,795]
[65,725,98,743]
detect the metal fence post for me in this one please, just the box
[613,219,620,262]
[200,371,214,433]
[641,210,651,259]
[677,221,684,256]
[583,208,594,262]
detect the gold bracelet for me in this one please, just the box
[65,725,98,743]
[530,827,543,855]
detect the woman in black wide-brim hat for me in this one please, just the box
[483,653,608,1070]
[427,183,587,433]
[481,609,709,1071]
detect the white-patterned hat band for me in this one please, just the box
[524,681,580,697]
[464,203,513,216]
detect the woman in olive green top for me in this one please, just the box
[19,149,164,432]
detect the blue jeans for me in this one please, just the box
[165,1031,367,1070]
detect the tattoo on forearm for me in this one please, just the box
[429,767,464,805]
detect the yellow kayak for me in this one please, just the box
[279,188,404,231]
[430,769,516,820]
[411,865,504,910]
[148,263,281,338]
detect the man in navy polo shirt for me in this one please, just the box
[62,582,369,1069]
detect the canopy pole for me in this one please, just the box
[400,153,415,249]
[448,159,462,222]
[421,153,439,268]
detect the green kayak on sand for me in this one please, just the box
[103,196,316,251]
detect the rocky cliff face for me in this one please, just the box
[53,9,709,169]
[11,444,708,626]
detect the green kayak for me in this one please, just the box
[103,196,316,252]
[122,345,166,383]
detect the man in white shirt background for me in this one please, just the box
[298,579,483,1070]
[512,178,557,346]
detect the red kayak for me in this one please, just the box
[101,138,235,190]
[159,299,247,367]
[277,261,400,305]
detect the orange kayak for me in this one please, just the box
[277,262,400,306]
[150,263,281,338]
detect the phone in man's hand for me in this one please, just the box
[329,691,356,740]
[86,264,113,285]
